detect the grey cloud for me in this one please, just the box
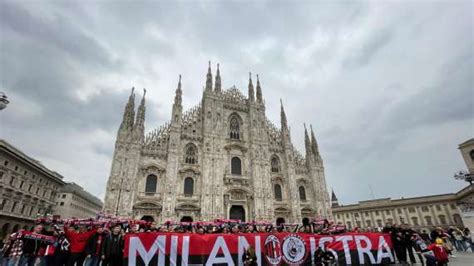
[0,1,114,68]
[343,29,394,68]
[384,52,473,131]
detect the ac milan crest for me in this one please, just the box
[264,234,282,265]
[281,234,307,264]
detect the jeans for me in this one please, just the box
[67,253,85,266]
[7,257,19,266]
[424,254,437,266]
[466,238,473,251]
[84,256,101,266]
[18,255,36,266]
[454,240,466,251]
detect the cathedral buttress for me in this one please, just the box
[310,124,332,218]
[162,76,183,219]
[200,62,225,220]
[280,100,302,223]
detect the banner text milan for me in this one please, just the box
[125,232,394,265]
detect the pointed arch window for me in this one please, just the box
[145,174,157,194]
[299,186,307,201]
[184,144,197,164]
[229,116,240,139]
[184,177,194,196]
[231,157,242,175]
[274,184,282,201]
[271,156,280,173]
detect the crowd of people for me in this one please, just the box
[0,216,471,266]
[0,222,125,266]
[382,224,472,265]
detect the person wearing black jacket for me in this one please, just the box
[420,230,431,243]
[19,225,46,266]
[101,225,124,266]
[54,230,70,266]
[313,246,336,266]
[391,224,407,264]
[84,227,106,266]
[401,224,417,263]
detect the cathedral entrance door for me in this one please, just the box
[180,216,193,222]
[141,215,155,222]
[229,205,245,222]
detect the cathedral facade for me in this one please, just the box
[103,63,331,224]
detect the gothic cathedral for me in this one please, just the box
[103,63,332,224]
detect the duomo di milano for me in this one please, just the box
[103,62,332,224]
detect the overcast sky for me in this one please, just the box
[1,0,472,205]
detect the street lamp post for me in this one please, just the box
[0,92,9,111]
[454,170,473,185]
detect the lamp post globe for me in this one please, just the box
[454,170,473,185]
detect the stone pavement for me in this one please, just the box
[449,251,474,265]
[394,251,474,265]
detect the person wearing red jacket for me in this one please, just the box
[423,238,449,266]
[64,225,96,266]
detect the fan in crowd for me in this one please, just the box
[0,216,471,266]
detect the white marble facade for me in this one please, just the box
[103,63,332,224]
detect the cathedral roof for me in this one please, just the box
[222,86,248,110]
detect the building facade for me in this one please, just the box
[103,63,332,223]
[0,140,64,238]
[458,138,474,174]
[53,182,103,219]
[456,138,474,230]
[332,192,467,230]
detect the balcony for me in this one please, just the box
[177,194,200,202]
[223,174,250,186]
[274,202,289,208]
[137,192,161,200]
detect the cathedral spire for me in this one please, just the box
[135,89,146,125]
[304,123,311,155]
[248,72,255,102]
[214,63,221,92]
[280,99,288,130]
[310,124,319,155]
[120,87,135,130]
[205,61,213,91]
[256,74,263,103]
[134,89,146,139]
[174,75,182,106]
[172,75,183,126]
[331,190,339,207]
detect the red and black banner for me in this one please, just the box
[125,232,394,265]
